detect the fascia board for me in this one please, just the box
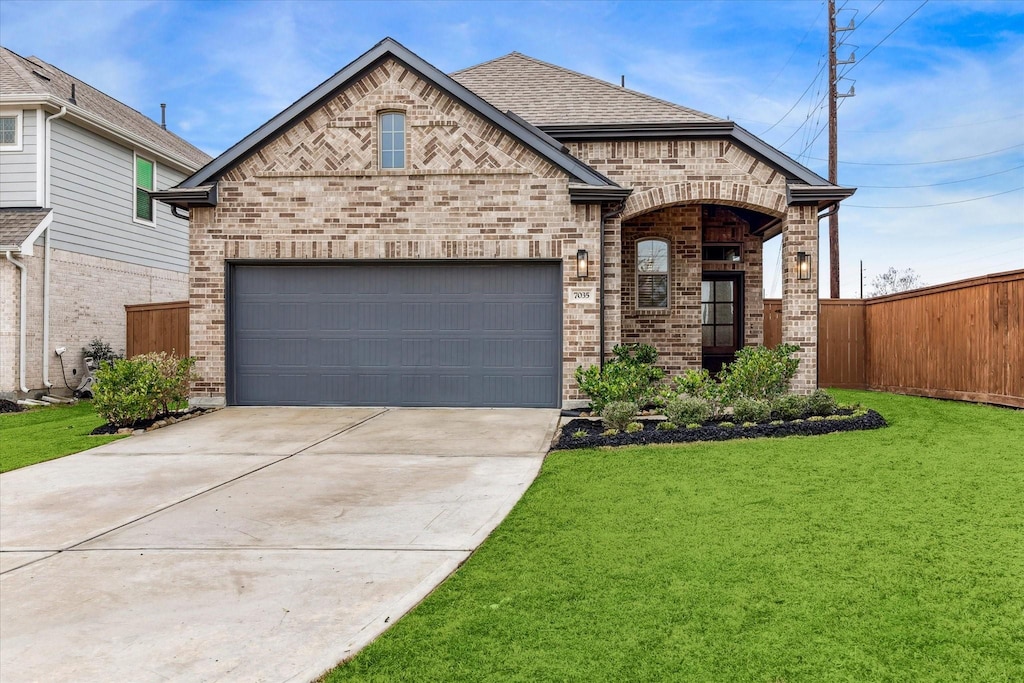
[786,182,857,205]
[180,38,618,190]
[1,94,203,174]
[541,121,838,188]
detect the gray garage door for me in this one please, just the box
[229,262,562,407]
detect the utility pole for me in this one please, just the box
[828,0,855,298]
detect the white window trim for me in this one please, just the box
[133,151,156,226]
[636,237,671,310]
[0,109,24,152]
[378,110,407,170]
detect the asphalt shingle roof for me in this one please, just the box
[0,208,51,250]
[0,46,211,168]
[451,52,724,126]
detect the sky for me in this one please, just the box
[2,0,1022,298]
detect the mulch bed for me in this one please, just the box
[0,399,24,414]
[554,409,888,450]
[90,407,211,435]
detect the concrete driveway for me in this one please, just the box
[0,406,558,682]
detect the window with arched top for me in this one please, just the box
[636,239,669,309]
[379,111,406,169]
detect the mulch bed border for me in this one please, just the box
[553,409,888,450]
[90,407,215,435]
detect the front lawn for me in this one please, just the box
[0,401,125,473]
[326,391,1024,682]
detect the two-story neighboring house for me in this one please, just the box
[0,46,211,398]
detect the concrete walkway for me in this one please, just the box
[0,407,558,682]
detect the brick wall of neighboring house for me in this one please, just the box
[187,58,603,405]
[0,249,186,397]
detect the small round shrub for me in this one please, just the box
[625,421,644,433]
[769,419,784,426]
[601,428,619,437]
[807,389,839,416]
[665,396,712,425]
[601,401,639,431]
[807,415,825,422]
[572,429,588,439]
[686,423,701,429]
[733,398,772,424]
[719,421,735,428]
[772,393,808,421]
[657,421,677,431]
[742,421,757,428]
[825,414,848,421]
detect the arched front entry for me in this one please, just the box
[617,197,783,376]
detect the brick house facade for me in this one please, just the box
[159,38,852,407]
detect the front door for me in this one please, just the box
[701,273,743,374]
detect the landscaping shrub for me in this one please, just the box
[664,396,712,425]
[807,389,839,416]
[93,352,197,427]
[601,400,639,432]
[718,343,800,402]
[625,422,644,434]
[732,398,772,423]
[772,393,809,420]
[575,344,665,412]
[665,368,725,417]
[82,338,123,367]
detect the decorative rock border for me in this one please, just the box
[90,407,222,436]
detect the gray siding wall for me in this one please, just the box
[0,108,39,207]
[48,118,189,272]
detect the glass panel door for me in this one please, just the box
[701,273,743,373]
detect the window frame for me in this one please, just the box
[635,237,671,310]
[133,152,156,226]
[0,109,23,152]
[378,110,407,170]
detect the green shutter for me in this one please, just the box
[136,157,153,190]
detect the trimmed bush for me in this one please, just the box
[807,389,839,416]
[772,393,809,421]
[719,344,800,402]
[657,421,677,431]
[664,396,712,425]
[601,401,639,432]
[625,422,644,434]
[93,352,196,427]
[733,398,772,424]
[575,344,665,413]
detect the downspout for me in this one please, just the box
[6,251,29,393]
[599,202,627,370]
[42,106,68,390]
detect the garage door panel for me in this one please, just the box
[230,262,561,407]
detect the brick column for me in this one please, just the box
[602,214,622,359]
[781,203,818,394]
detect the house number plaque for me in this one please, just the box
[569,288,596,303]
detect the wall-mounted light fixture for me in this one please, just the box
[797,252,811,281]
[576,249,589,279]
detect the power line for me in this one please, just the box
[845,186,1023,208]
[840,0,929,77]
[760,60,829,135]
[733,112,1024,132]
[749,1,826,106]
[855,164,1024,188]
[802,143,1024,165]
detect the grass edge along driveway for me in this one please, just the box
[325,390,1024,682]
[0,401,125,473]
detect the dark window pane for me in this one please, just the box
[702,325,714,346]
[702,303,713,324]
[716,326,733,346]
[716,303,733,324]
[136,188,152,221]
[701,281,712,302]
[715,280,733,301]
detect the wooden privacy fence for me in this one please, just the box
[764,270,1024,408]
[125,301,189,358]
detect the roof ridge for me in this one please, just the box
[470,51,723,122]
[0,47,46,94]
[450,51,521,76]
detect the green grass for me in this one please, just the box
[0,401,125,473]
[325,391,1024,682]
